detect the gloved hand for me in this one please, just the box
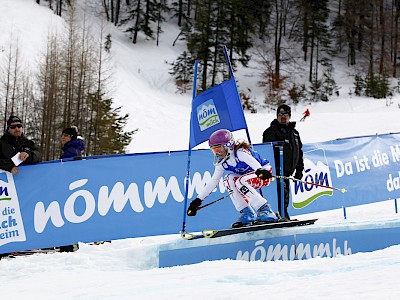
[255,168,273,180]
[294,170,303,180]
[187,198,202,216]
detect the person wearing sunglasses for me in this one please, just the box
[0,115,41,174]
[262,104,304,221]
[187,129,278,228]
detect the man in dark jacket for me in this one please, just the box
[0,116,41,260]
[262,104,304,220]
[0,116,41,174]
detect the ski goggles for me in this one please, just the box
[210,144,227,157]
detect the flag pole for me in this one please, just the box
[181,60,199,234]
[222,45,252,145]
[222,46,264,197]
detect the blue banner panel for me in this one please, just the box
[159,235,294,267]
[295,228,400,259]
[159,221,400,267]
[287,133,400,215]
[0,145,276,254]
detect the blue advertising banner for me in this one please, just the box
[1,132,400,254]
[189,77,248,149]
[159,222,400,267]
[0,145,275,254]
[288,133,400,215]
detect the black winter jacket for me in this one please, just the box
[0,132,41,172]
[262,119,304,177]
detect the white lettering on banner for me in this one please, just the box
[33,171,223,233]
[98,182,143,216]
[236,238,352,262]
[34,202,65,233]
[334,159,353,177]
[296,242,312,259]
[386,172,400,192]
[0,170,26,246]
[353,155,370,172]
[390,144,400,162]
[65,179,96,223]
[371,150,390,167]
[334,147,396,178]
[189,172,212,195]
[144,176,183,208]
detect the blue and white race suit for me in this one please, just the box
[197,147,274,212]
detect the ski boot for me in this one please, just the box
[253,203,278,225]
[231,206,256,228]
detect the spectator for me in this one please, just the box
[0,115,41,260]
[262,104,304,220]
[0,115,41,173]
[59,126,85,253]
[61,126,85,160]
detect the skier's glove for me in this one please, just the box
[294,170,303,180]
[255,168,273,180]
[187,198,202,216]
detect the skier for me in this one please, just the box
[299,108,310,122]
[187,129,278,228]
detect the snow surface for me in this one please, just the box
[1,0,400,299]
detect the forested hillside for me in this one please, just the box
[95,0,399,102]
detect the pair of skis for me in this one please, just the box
[181,218,318,240]
[181,173,346,240]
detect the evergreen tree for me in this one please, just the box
[295,0,331,82]
[121,0,168,44]
[88,94,136,155]
[187,0,215,90]
[186,0,257,90]
[252,0,272,40]
[169,51,195,93]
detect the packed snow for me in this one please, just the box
[1,0,400,299]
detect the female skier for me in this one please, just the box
[187,129,278,228]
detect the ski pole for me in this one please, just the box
[198,193,232,210]
[182,193,232,239]
[274,175,348,193]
